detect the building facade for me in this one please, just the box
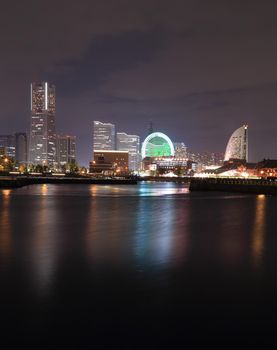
[15,132,28,165]
[224,125,248,162]
[56,134,76,166]
[93,121,115,152]
[116,132,140,171]
[254,159,277,178]
[28,82,56,166]
[90,150,128,174]
[0,134,15,157]
[174,142,187,159]
[188,151,224,167]
[142,156,188,175]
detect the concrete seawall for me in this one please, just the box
[0,176,137,188]
[189,178,277,195]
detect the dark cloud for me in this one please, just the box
[1,0,277,164]
[50,29,169,96]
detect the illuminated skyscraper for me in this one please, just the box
[28,82,56,166]
[56,134,76,166]
[116,132,140,171]
[224,124,248,162]
[93,121,115,151]
[0,134,15,157]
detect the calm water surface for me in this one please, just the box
[0,182,277,347]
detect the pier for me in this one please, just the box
[190,177,277,195]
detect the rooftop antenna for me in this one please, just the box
[148,121,154,135]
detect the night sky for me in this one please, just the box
[1,0,277,165]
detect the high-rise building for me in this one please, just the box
[28,82,56,166]
[0,134,15,158]
[116,132,140,171]
[15,132,28,165]
[56,134,76,166]
[174,142,187,159]
[224,124,248,162]
[93,121,115,152]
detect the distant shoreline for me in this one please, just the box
[0,175,138,188]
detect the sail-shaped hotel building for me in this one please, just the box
[224,125,248,162]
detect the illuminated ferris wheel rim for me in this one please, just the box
[141,132,175,159]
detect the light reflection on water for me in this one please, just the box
[30,194,58,295]
[134,198,175,268]
[1,183,277,344]
[0,183,274,295]
[15,183,189,197]
[41,183,49,196]
[133,196,191,269]
[85,184,190,269]
[0,189,11,269]
[251,194,266,267]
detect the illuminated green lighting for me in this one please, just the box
[141,132,175,159]
[145,136,172,157]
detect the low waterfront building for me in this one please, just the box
[255,159,277,178]
[89,150,129,175]
[197,159,258,178]
[141,156,194,176]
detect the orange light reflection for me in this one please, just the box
[252,194,266,268]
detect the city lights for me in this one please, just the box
[0,84,276,181]
[141,132,175,159]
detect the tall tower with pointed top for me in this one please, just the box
[28,82,56,166]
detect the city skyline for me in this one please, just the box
[1,80,231,168]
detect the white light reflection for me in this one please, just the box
[134,198,175,268]
[138,182,189,197]
[31,195,58,296]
